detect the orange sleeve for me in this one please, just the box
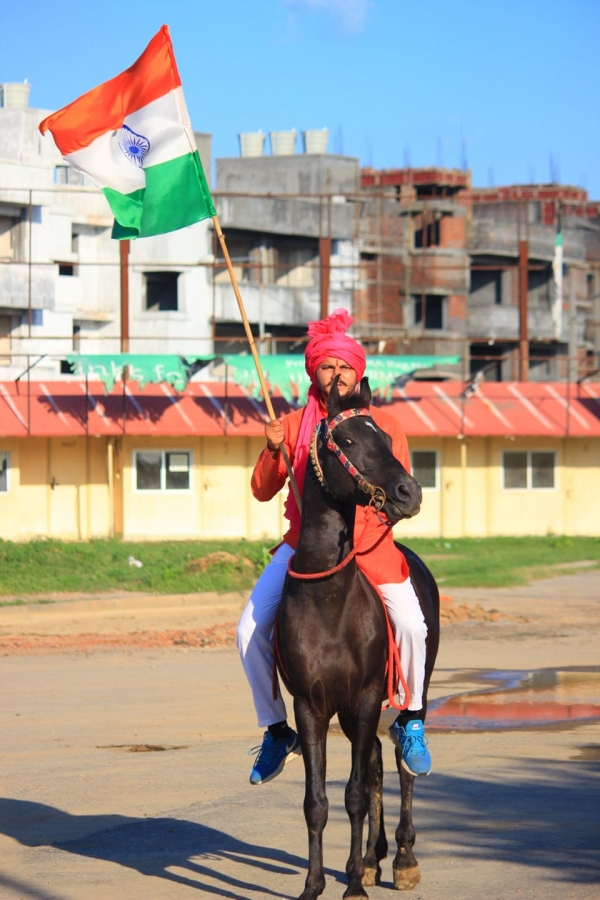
[250,409,301,502]
[371,406,411,474]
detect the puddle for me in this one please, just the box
[427,667,600,732]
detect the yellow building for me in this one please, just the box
[1,379,599,540]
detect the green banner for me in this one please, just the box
[222,354,461,404]
[67,354,212,392]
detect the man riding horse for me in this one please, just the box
[237,308,431,785]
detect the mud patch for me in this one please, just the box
[97,744,188,753]
[440,595,525,624]
[0,623,237,655]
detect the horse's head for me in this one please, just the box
[313,377,422,524]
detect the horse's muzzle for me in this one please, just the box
[386,478,422,521]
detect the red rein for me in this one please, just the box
[283,511,411,712]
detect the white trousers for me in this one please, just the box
[236,543,428,728]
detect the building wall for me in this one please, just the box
[0,436,110,540]
[121,435,284,540]
[0,434,598,541]
[0,107,215,374]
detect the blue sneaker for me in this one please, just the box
[388,718,431,776]
[248,729,301,785]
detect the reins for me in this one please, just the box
[274,408,411,712]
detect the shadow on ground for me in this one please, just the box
[332,751,600,886]
[0,798,310,899]
[0,752,598,898]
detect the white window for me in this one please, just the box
[502,451,556,490]
[134,451,191,492]
[0,451,9,492]
[411,449,438,490]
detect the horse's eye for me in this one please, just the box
[342,438,354,448]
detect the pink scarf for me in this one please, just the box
[283,308,367,533]
[283,385,324,533]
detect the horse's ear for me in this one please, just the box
[327,376,343,419]
[358,377,372,408]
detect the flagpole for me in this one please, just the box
[212,215,302,514]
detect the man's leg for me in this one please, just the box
[379,580,431,776]
[237,542,300,784]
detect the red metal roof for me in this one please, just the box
[1,380,599,439]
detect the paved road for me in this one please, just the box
[0,572,599,899]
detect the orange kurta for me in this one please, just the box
[251,404,410,584]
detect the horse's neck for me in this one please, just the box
[293,466,355,575]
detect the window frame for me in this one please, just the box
[0,450,10,493]
[410,448,439,492]
[501,450,557,491]
[133,449,193,494]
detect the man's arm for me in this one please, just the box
[251,413,295,502]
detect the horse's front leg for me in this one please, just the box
[392,747,421,890]
[362,735,387,886]
[342,691,382,899]
[294,696,329,900]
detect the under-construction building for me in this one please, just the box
[213,141,600,382]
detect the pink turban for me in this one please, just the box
[304,308,366,383]
[284,309,366,533]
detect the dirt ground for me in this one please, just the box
[0,570,598,900]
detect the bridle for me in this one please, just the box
[309,407,387,513]
[284,405,411,711]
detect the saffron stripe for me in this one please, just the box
[39,26,180,154]
[64,88,196,194]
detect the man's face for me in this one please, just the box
[315,357,359,399]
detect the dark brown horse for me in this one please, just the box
[277,377,440,900]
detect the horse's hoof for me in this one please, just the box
[343,887,368,899]
[297,878,326,900]
[393,864,421,891]
[362,863,381,887]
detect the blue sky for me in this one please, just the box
[2,0,598,195]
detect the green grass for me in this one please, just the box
[0,535,598,599]
[403,535,600,588]
[0,538,273,598]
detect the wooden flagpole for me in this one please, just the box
[212,215,302,514]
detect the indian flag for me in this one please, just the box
[39,25,215,239]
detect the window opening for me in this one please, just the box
[135,451,191,491]
[503,451,555,490]
[0,216,14,260]
[414,295,444,330]
[0,316,11,366]
[0,452,8,492]
[411,450,437,489]
[165,452,190,490]
[531,452,555,489]
[145,272,179,311]
[136,451,162,490]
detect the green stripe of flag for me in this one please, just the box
[104,150,216,239]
